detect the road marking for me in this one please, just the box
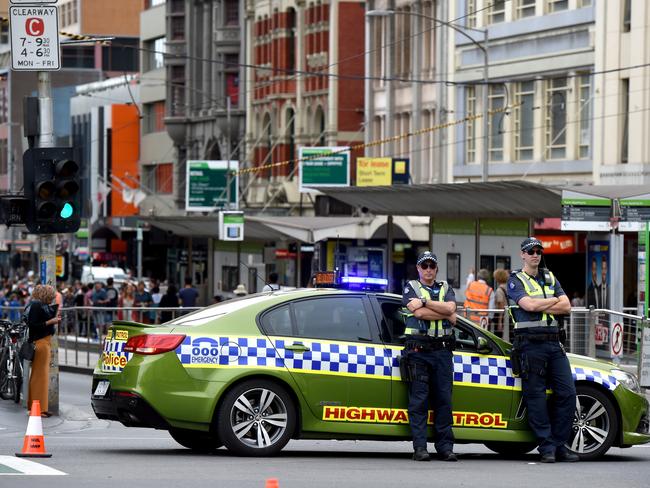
[0,456,66,476]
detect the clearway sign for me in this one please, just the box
[10,5,60,71]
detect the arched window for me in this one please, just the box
[287,8,296,71]
[286,108,296,176]
[314,106,326,146]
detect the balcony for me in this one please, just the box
[214,27,240,46]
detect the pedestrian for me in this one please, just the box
[118,284,137,321]
[91,282,109,338]
[105,277,119,324]
[179,277,199,308]
[134,281,153,323]
[262,272,281,292]
[464,266,475,288]
[150,286,162,323]
[25,284,61,417]
[159,284,180,323]
[401,251,458,462]
[492,269,509,334]
[506,237,577,463]
[463,268,494,327]
[8,292,22,323]
[233,284,248,297]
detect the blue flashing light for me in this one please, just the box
[341,276,388,286]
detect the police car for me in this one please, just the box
[91,288,650,458]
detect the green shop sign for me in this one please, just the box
[186,160,238,212]
[619,193,650,232]
[299,147,350,192]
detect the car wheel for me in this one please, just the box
[168,428,222,452]
[217,379,296,456]
[484,441,537,458]
[567,385,618,460]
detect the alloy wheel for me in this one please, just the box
[570,392,611,454]
[229,387,289,449]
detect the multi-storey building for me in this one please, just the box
[243,0,366,211]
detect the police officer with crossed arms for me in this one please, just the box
[401,251,458,462]
[507,237,578,463]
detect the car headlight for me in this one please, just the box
[611,369,641,393]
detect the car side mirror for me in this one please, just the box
[477,337,492,355]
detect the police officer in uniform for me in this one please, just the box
[401,251,457,462]
[507,237,578,463]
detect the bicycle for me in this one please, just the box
[0,319,27,403]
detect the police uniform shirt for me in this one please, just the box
[402,281,456,333]
[506,270,566,334]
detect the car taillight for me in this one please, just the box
[123,334,186,355]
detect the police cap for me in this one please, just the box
[416,251,438,266]
[520,237,544,252]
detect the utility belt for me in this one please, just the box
[404,327,453,338]
[404,335,455,352]
[513,332,560,342]
[513,319,558,329]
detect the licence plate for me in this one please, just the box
[93,380,110,397]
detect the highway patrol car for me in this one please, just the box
[91,288,650,458]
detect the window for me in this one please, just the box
[466,86,477,163]
[422,1,435,73]
[70,0,78,24]
[514,81,535,161]
[488,0,506,24]
[516,0,536,19]
[292,297,372,342]
[145,37,165,71]
[0,23,9,45]
[578,0,592,6]
[222,266,238,293]
[146,0,166,8]
[466,0,477,29]
[623,0,631,32]
[547,0,568,13]
[143,102,166,133]
[155,163,173,194]
[226,73,239,106]
[396,8,412,77]
[260,305,292,336]
[578,75,591,159]
[171,16,185,40]
[621,78,629,163]
[447,253,461,289]
[225,0,239,26]
[170,65,185,116]
[488,85,505,161]
[544,77,568,160]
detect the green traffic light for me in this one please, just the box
[60,202,73,219]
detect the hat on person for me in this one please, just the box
[520,237,544,252]
[233,284,248,296]
[416,251,438,266]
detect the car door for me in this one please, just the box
[259,294,392,434]
[373,296,516,437]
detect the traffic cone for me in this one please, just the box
[265,479,279,488]
[15,400,52,458]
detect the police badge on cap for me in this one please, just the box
[520,237,543,252]
[417,251,438,266]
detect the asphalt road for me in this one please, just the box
[0,372,649,487]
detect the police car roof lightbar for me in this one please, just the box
[341,277,388,286]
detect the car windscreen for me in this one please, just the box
[165,294,277,326]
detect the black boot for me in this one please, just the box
[413,447,431,461]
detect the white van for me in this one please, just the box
[81,266,129,286]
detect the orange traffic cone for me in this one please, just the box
[265,479,279,488]
[15,400,52,458]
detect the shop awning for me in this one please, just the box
[317,180,563,218]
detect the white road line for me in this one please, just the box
[0,456,66,476]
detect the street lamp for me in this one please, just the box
[366,9,489,182]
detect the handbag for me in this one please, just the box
[19,327,35,362]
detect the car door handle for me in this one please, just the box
[285,343,310,352]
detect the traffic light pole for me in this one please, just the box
[37,71,59,415]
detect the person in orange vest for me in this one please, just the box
[463,268,494,326]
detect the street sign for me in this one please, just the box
[619,193,650,232]
[299,147,350,192]
[640,325,650,388]
[10,5,60,71]
[560,190,611,231]
[185,160,238,212]
[218,211,244,241]
[610,322,623,357]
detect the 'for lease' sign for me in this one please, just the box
[10,5,60,71]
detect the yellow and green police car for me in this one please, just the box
[91,289,650,458]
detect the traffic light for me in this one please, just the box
[23,147,81,234]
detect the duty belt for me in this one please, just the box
[404,327,453,338]
[514,333,560,342]
[514,320,558,329]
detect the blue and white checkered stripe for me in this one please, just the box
[572,367,617,391]
[101,338,133,373]
[174,335,619,391]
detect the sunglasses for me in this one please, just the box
[419,262,437,270]
[526,249,543,256]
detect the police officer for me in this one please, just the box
[507,237,578,463]
[401,251,457,462]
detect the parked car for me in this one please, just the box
[91,289,650,458]
[81,266,128,287]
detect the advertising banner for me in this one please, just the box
[561,190,612,231]
[585,240,610,309]
[186,160,238,212]
[356,158,392,186]
[299,147,350,192]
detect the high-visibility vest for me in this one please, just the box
[402,280,452,337]
[508,270,557,329]
[463,280,493,323]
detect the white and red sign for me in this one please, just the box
[9,5,60,71]
[594,324,609,346]
[610,322,623,357]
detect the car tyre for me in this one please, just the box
[568,384,618,460]
[484,441,537,458]
[169,428,222,452]
[217,379,296,456]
